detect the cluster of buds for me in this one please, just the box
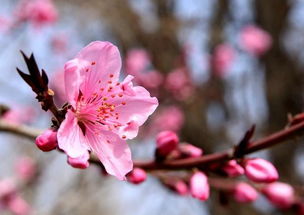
[125,130,299,212]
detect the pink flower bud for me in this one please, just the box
[67,152,90,169]
[15,157,36,181]
[190,172,209,201]
[178,143,203,158]
[174,180,189,196]
[233,182,258,203]
[244,158,278,183]
[262,182,295,209]
[35,129,57,152]
[222,160,244,177]
[156,131,179,157]
[127,168,147,184]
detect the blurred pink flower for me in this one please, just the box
[0,179,16,198]
[125,49,150,76]
[138,70,164,89]
[244,158,279,183]
[233,182,258,203]
[178,143,203,158]
[15,0,58,28]
[67,152,90,169]
[262,182,295,209]
[190,171,209,201]
[166,68,194,100]
[0,16,12,33]
[35,129,58,152]
[151,106,185,132]
[0,179,30,215]
[156,131,179,157]
[222,160,244,177]
[15,157,36,181]
[57,41,158,180]
[7,195,31,215]
[127,168,147,184]
[212,43,235,77]
[2,107,35,125]
[174,180,189,196]
[240,25,272,56]
[50,33,68,54]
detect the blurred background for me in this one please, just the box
[0,0,304,214]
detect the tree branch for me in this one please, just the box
[1,115,303,171]
[0,119,42,140]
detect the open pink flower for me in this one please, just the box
[57,41,158,180]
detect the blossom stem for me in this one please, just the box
[1,118,304,171]
[133,121,304,170]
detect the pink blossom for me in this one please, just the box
[125,49,150,76]
[50,33,68,54]
[35,129,58,152]
[178,143,203,158]
[240,25,272,56]
[156,131,179,157]
[0,179,31,214]
[15,157,36,181]
[67,152,90,169]
[0,16,12,33]
[57,41,158,180]
[166,68,189,91]
[244,158,279,183]
[0,179,16,198]
[211,43,234,77]
[262,182,295,209]
[174,180,189,196]
[2,107,35,125]
[166,68,194,100]
[127,168,147,184]
[233,182,258,203]
[222,160,244,177]
[15,0,58,28]
[7,195,31,215]
[151,105,185,132]
[138,70,164,89]
[190,171,209,201]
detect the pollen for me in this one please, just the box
[109,74,114,78]
[118,93,123,97]
[122,102,126,105]
[122,135,126,139]
[91,62,96,65]
[108,81,112,84]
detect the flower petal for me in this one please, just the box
[77,41,122,98]
[86,128,133,180]
[64,59,84,107]
[112,76,158,139]
[57,110,90,158]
